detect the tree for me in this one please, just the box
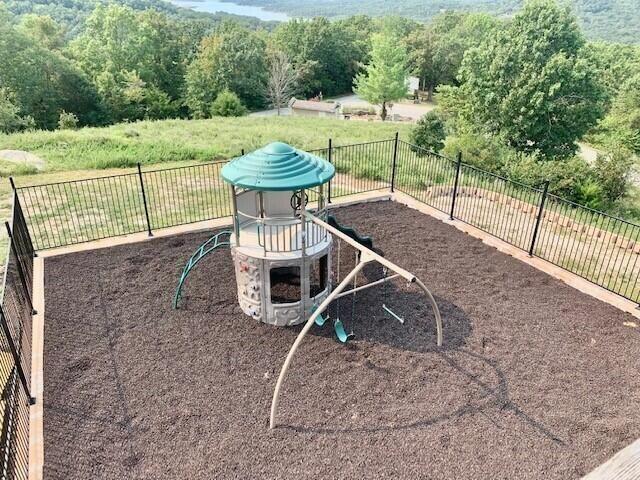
[69,5,188,122]
[0,13,104,129]
[0,88,34,134]
[406,12,500,100]
[266,51,298,115]
[272,18,363,98]
[184,22,267,117]
[441,0,605,158]
[410,111,446,153]
[595,74,640,154]
[210,90,247,117]
[17,14,65,50]
[354,30,408,121]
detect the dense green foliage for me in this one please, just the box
[409,112,446,153]
[210,90,248,117]
[441,0,604,158]
[1,0,638,219]
[0,10,104,129]
[185,22,267,115]
[4,0,273,36]
[232,0,640,43]
[406,12,499,98]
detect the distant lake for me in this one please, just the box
[170,0,290,22]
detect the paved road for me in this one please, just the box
[250,93,435,121]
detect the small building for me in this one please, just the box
[288,98,340,118]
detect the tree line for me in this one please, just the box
[1,0,639,213]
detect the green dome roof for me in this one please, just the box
[221,142,335,191]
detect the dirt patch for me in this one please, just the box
[43,201,640,479]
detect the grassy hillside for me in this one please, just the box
[0,117,411,175]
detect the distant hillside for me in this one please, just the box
[231,0,640,43]
[4,0,274,36]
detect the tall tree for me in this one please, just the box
[407,12,500,100]
[17,14,65,50]
[272,18,362,98]
[266,51,298,115]
[69,5,189,122]
[0,12,103,129]
[596,74,640,154]
[441,0,605,158]
[354,30,408,121]
[183,22,268,117]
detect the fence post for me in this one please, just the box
[449,152,463,220]
[327,138,332,204]
[390,132,399,193]
[137,164,153,237]
[529,181,550,257]
[4,222,36,315]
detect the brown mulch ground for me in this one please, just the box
[43,200,640,480]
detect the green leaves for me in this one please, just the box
[184,22,267,117]
[354,30,408,120]
[446,0,605,158]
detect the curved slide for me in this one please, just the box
[327,214,373,250]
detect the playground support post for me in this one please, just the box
[390,132,399,193]
[137,163,153,237]
[529,181,550,257]
[270,260,367,429]
[450,151,463,220]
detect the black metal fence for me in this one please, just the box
[0,189,37,480]
[13,136,640,305]
[395,140,640,303]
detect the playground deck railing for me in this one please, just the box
[12,135,640,306]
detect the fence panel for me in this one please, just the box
[0,195,36,480]
[454,164,544,252]
[17,173,147,250]
[142,162,231,230]
[394,140,457,214]
[0,360,30,480]
[534,195,640,303]
[315,140,394,199]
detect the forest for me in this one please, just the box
[0,0,639,218]
[233,0,640,44]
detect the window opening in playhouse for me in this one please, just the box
[270,266,301,303]
[310,254,328,297]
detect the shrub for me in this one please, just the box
[0,88,34,134]
[210,90,247,117]
[409,111,446,154]
[443,133,512,173]
[592,148,634,204]
[58,110,79,130]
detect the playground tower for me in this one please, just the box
[221,142,335,326]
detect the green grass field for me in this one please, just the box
[0,117,412,174]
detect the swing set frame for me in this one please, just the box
[270,210,443,429]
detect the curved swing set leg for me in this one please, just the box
[269,262,444,428]
[270,212,444,429]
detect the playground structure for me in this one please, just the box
[174,142,443,428]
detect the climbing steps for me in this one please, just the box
[173,230,232,308]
